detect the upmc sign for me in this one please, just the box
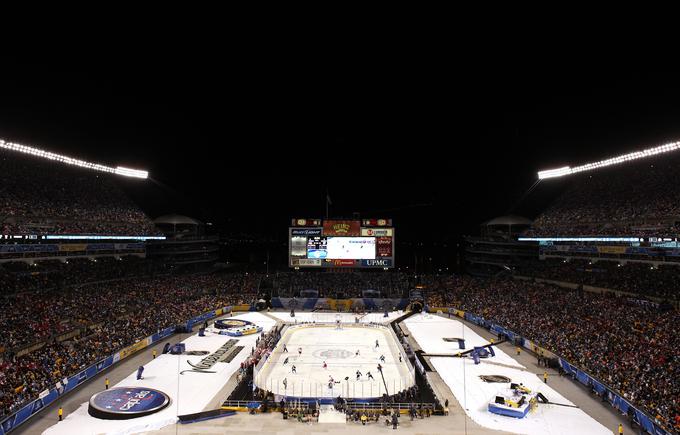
[361,259,392,267]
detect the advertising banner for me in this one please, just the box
[58,244,88,252]
[327,259,357,267]
[291,218,322,227]
[597,246,627,254]
[377,237,393,257]
[361,228,393,237]
[361,259,392,267]
[323,220,361,236]
[362,219,392,227]
[0,244,59,254]
[296,259,322,266]
[291,228,322,236]
[118,337,151,360]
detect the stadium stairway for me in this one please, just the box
[302,298,318,310]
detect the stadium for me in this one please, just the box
[1,56,680,435]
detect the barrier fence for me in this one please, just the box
[428,306,673,435]
[0,305,234,435]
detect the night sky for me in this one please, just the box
[2,47,680,252]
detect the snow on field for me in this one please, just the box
[404,313,523,368]
[431,357,610,435]
[406,313,609,435]
[42,312,276,435]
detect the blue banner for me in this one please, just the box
[186,310,217,331]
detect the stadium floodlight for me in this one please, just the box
[537,140,680,180]
[0,138,149,179]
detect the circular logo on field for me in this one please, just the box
[312,349,354,359]
[88,387,170,420]
[214,319,251,329]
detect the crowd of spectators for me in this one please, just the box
[0,257,159,295]
[424,275,680,431]
[0,271,260,418]
[516,258,680,301]
[273,272,411,298]
[525,155,680,237]
[0,151,160,236]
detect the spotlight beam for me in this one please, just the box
[0,138,149,179]
[537,140,680,180]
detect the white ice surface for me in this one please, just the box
[406,313,610,435]
[42,312,276,435]
[257,324,413,398]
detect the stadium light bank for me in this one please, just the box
[0,139,148,179]
[537,140,680,180]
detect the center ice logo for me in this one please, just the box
[313,349,353,359]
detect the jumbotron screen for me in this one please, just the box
[289,218,394,268]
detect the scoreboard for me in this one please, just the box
[289,218,394,268]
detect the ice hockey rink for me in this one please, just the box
[255,323,414,398]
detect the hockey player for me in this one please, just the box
[298,347,302,356]
[283,377,287,389]
[136,365,144,380]
[291,365,297,374]
[380,355,386,363]
[356,370,362,380]
[283,357,289,365]
[283,344,288,352]
[356,349,360,356]
[367,371,374,380]
[375,339,379,348]
[323,361,327,369]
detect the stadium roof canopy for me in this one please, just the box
[482,215,532,226]
[154,214,203,226]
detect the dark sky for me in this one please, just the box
[2,45,680,244]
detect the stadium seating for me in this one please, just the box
[0,271,259,418]
[516,258,680,302]
[0,152,160,236]
[525,153,680,237]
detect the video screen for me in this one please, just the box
[290,236,308,257]
[306,237,328,259]
[326,237,376,259]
